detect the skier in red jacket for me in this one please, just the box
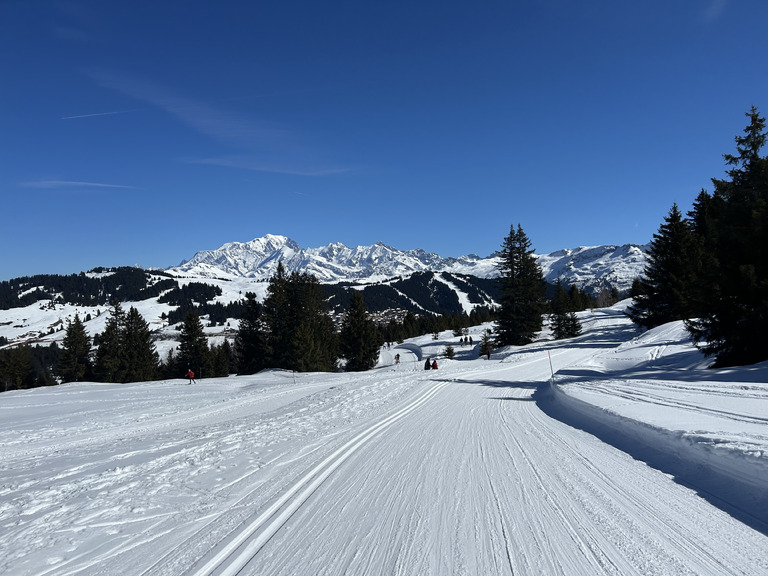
[185,369,196,384]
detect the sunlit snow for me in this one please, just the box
[1,302,766,575]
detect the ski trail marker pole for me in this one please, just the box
[547,350,555,385]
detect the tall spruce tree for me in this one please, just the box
[550,278,582,339]
[121,306,159,382]
[262,262,292,369]
[687,107,768,366]
[287,272,338,372]
[495,224,547,346]
[234,292,270,374]
[262,265,337,372]
[94,300,127,382]
[627,203,699,330]
[177,309,210,379]
[340,291,381,371]
[59,314,92,383]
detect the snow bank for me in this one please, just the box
[537,317,768,530]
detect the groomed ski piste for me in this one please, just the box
[1,301,766,575]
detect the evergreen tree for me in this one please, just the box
[121,306,159,382]
[288,273,338,372]
[686,190,718,316]
[94,300,127,382]
[234,292,270,374]
[1,345,35,390]
[177,309,210,379]
[340,291,381,371]
[494,224,547,346]
[262,262,292,369]
[627,203,699,329]
[262,265,337,372]
[58,314,92,383]
[687,107,768,366]
[209,342,231,377]
[480,328,493,356]
[550,278,582,339]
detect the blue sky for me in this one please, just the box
[2,1,766,280]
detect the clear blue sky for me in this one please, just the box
[2,1,766,280]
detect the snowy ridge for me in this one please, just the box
[536,244,648,294]
[169,234,648,294]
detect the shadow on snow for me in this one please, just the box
[535,384,768,538]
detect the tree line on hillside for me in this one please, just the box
[2,224,626,391]
[0,267,178,309]
[627,107,768,367]
[0,255,610,390]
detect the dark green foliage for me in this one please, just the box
[93,301,159,382]
[158,282,222,306]
[550,278,582,339]
[686,107,768,366]
[209,341,232,377]
[121,307,159,382]
[494,224,547,346]
[94,301,127,382]
[262,263,338,372]
[568,284,595,311]
[396,273,463,314]
[58,314,92,382]
[627,204,700,329]
[480,328,493,356]
[0,268,177,310]
[322,272,500,316]
[262,262,293,369]
[233,293,270,374]
[177,309,211,379]
[339,291,381,371]
[165,300,242,325]
[1,344,58,391]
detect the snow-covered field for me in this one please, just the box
[1,303,767,575]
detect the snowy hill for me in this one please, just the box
[1,304,766,575]
[169,233,648,294]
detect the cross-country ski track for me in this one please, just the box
[1,304,767,575]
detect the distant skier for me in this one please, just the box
[395,353,400,365]
[432,359,438,370]
[424,358,431,370]
[185,369,196,384]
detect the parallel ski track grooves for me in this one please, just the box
[187,380,449,576]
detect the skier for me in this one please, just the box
[432,359,438,370]
[185,369,196,384]
[395,353,400,365]
[424,358,431,370]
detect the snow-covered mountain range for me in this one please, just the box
[170,234,648,294]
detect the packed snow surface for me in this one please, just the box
[1,303,767,575]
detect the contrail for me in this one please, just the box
[21,180,137,189]
[61,109,143,120]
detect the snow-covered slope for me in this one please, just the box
[536,243,648,294]
[1,304,766,575]
[169,233,647,293]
